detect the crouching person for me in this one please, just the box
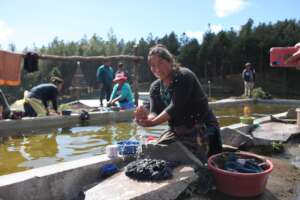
[23,77,64,117]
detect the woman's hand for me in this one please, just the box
[134,105,151,127]
[136,118,155,127]
[134,106,148,120]
[286,43,300,69]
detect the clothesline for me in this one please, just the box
[15,52,144,63]
[1,50,142,105]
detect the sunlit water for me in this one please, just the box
[0,104,298,175]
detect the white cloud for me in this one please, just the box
[185,24,223,42]
[185,31,204,42]
[0,20,14,42]
[214,0,249,17]
[210,24,223,34]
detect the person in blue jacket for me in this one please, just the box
[242,62,255,97]
[24,76,64,116]
[96,61,114,106]
[107,73,134,110]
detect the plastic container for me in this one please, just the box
[99,163,118,178]
[117,140,139,155]
[208,152,273,197]
[106,144,119,158]
[240,116,255,125]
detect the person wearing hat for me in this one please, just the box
[116,62,130,82]
[242,62,256,97]
[107,73,134,109]
[23,76,64,116]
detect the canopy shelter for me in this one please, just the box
[15,49,144,106]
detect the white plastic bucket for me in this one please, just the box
[106,145,119,158]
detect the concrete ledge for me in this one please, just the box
[210,98,255,108]
[0,155,122,200]
[257,99,300,106]
[0,109,134,136]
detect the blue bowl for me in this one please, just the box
[117,140,140,155]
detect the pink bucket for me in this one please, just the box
[208,152,273,197]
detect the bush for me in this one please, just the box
[252,87,272,99]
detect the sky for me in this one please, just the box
[0,0,299,51]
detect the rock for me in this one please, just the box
[286,108,297,119]
[252,122,300,142]
[221,128,253,148]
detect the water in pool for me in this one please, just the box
[0,104,298,175]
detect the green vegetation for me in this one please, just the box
[271,141,284,153]
[58,104,71,111]
[252,87,267,99]
[1,18,300,101]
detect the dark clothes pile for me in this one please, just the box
[214,152,264,173]
[23,52,39,73]
[125,159,176,181]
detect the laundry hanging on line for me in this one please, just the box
[0,50,23,86]
[23,52,39,73]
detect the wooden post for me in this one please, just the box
[133,45,139,106]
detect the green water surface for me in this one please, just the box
[0,104,296,175]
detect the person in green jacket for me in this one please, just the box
[96,61,114,106]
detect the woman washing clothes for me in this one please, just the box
[135,44,222,162]
[23,76,64,117]
[107,73,135,110]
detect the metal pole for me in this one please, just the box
[133,45,139,106]
[208,80,211,99]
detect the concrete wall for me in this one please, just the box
[0,109,134,136]
[0,155,122,200]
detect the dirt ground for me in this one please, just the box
[180,157,300,200]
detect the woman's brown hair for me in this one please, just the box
[148,44,181,70]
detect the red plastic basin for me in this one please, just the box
[208,152,273,197]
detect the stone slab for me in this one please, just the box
[221,127,253,147]
[252,122,300,142]
[84,166,196,200]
